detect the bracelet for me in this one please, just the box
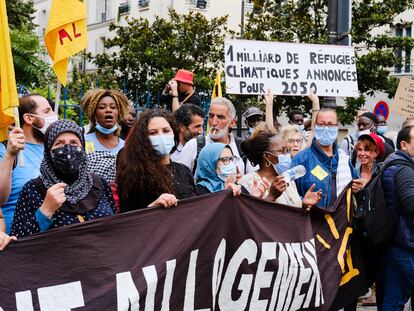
[312,108,320,112]
[172,95,179,98]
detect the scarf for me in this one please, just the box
[40,120,94,211]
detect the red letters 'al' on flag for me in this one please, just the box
[44,0,87,86]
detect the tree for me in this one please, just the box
[6,0,36,31]
[243,0,414,124]
[93,10,232,105]
[10,29,51,88]
[6,0,51,88]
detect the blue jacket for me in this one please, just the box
[291,139,359,210]
[382,150,414,250]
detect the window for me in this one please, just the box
[186,0,208,9]
[395,24,413,74]
[38,9,47,37]
[96,0,111,22]
[119,1,130,14]
[138,0,149,8]
[95,37,106,54]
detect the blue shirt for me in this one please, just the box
[84,132,124,155]
[0,142,44,234]
[291,139,358,210]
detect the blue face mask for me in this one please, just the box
[248,127,254,135]
[96,123,118,135]
[272,153,292,174]
[314,126,338,146]
[149,135,175,156]
[218,161,237,181]
[377,125,387,135]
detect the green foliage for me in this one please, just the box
[243,0,414,124]
[6,0,51,88]
[6,0,36,31]
[10,29,52,88]
[93,10,232,104]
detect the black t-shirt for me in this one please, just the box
[161,92,201,111]
[119,161,197,212]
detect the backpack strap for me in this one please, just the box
[345,135,355,154]
[192,136,206,175]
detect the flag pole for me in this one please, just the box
[54,80,61,114]
[13,106,24,166]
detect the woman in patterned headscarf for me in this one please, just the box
[11,120,116,238]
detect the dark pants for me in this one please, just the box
[382,246,414,310]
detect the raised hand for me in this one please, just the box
[303,183,322,211]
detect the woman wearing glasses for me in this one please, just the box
[280,125,305,157]
[194,143,244,196]
[238,123,322,208]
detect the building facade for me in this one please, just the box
[32,0,254,73]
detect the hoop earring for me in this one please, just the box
[265,160,271,168]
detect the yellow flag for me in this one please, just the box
[44,0,87,86]
[211,70,222,102]
[0,0,19,141]
[206,70,222,133]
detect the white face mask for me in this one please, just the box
[31,114,59,134]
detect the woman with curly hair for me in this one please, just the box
[116,109,196,211]
[84,89,129,155]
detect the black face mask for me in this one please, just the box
[50,145,85,176]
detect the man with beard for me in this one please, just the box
[176,97,246,175]
[0,94,57,234]
[171,104,205,162]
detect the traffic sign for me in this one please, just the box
[374,100,389,120]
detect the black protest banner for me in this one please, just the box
[0,190,364,310]
[312,187,369,310]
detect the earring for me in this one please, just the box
[265,160,271,168]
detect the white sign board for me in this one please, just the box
[224,39,359,97]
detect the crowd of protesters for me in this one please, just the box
[1,68,414,310]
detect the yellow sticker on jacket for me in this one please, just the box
[311,165,329,181]
[85,142,95,154]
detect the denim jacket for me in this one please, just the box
[292,139,359,210]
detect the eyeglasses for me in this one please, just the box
[287,138,303,144]
[218,156,234,165]
[316,123,338,129]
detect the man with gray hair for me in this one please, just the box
[175,97,246,175]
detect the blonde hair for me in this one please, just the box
[87,89,129,134]
[280,125,301,141]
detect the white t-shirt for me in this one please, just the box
[170,143,184,162]
[175,134,245,175]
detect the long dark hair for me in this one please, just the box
[116,109,178,201]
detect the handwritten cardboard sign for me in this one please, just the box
[224,39,359,97]
[391,77,414,118]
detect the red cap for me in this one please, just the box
[174,69,194,85]
[358,133,385,158]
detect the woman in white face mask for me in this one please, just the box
[116,110,197,212]
[238,124,322,209]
